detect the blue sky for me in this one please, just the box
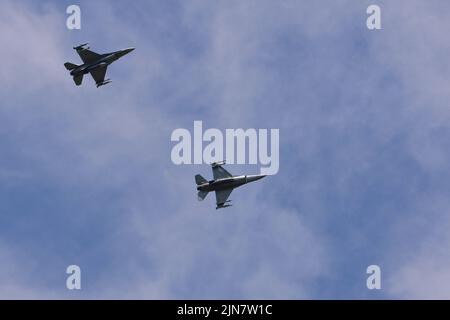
[1,0,450,299]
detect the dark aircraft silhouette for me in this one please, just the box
[64,43,135,88]
[195,162,266,209]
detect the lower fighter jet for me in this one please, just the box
[195,161,266,209]
[64,43,135,88]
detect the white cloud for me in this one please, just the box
[386,196,450,299]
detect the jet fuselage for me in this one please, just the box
[70,48,135,77]
[197,174,266,192]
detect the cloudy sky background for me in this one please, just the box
[1,0,450,299]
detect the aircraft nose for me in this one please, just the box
[246,175,267,183]
[117,47,135,58]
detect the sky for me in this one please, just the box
[1,0,450,299]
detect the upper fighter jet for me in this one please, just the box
[64,43,135,88]
[195,161,266,209]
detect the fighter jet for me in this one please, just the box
[64,43,135,88]
[195,161,266,209]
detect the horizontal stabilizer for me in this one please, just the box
[73,74,83,86]
[198,190,209,201]
[195,174,208,185]
[64,62,78,70]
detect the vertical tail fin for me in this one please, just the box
[64,62,78,71]
[195,174,207,185]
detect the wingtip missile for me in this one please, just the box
[216,204,232,210]
[216,200,232,209]
[211,160,226,167]
[73,43,89,51]
[96,79,112,88]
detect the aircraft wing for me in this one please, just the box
[77,48,102,64]
[215,188,233,206]
[90,65,107,85]
[212,165,232,180]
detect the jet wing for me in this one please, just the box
[77,49,102,64]
[90,65,107,85]
[215,188,233,206]
[212,165,232,180]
